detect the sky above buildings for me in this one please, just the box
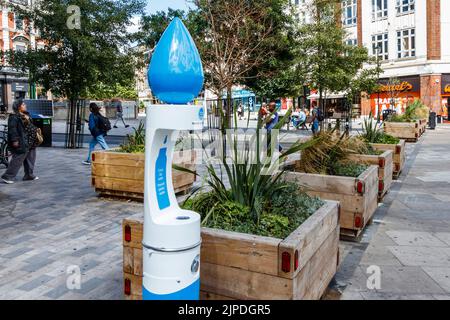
[129,1,190,34]
[146,0,191,14]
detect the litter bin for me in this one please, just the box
[429,112,437,130]
[437,115,442,124]
[32,117,52,147]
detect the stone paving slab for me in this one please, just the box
[335,125,450,300]
[0,147,144,299]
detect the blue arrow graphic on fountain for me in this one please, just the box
[148,17,204,105]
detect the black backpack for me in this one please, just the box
[97,114,112,132]
[317,108,325,122]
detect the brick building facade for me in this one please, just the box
[293,0,450,116]
[0,0,45,111]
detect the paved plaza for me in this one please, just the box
[0,125,449,299]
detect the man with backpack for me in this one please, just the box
[83,103,111,165]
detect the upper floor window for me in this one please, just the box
[397,28,415,58]
[372,0,388,20]
[396,0,415,15]
[15,14,24,31]
[342,0,357,26]
[372,33,389,60]
[346,38,357,46]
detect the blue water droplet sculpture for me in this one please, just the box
[148,17,204,105]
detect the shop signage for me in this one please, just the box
[377,81,413,93]
[444,84,450,94]
[12,82,29,92]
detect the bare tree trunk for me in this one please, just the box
[226,85,233,129]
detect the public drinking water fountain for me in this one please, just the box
[142,18,204,300]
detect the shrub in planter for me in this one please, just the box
[384,99,428,141]
[286,130,379,239]
[361,116,406,179]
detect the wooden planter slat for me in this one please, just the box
[92,150,196,201]
[384,121,421,142]
[122,201,339,300]
[370,140,406,179]
[285,165,378,239]
[348,150,394,201]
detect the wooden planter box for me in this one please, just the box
[122,201,340,300]
[284,166,378,240]
[91,151,196,201]
[384,120,421,142]
[370,140,406,179]
[348,151,394,201]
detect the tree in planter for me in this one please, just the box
[191,0,293,129]
[296,0,374,127]
[6,0,144,148]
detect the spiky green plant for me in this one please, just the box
[177,106,318,225]
[119,121,145,153]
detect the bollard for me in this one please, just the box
[142,18,204,300]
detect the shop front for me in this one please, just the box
[441,74,450,119]
[369,76,421,117]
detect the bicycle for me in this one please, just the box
[0,124,10,168]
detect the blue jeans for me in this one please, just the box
[87,135,109,162]
[312,120,319,134]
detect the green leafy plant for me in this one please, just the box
[119,121,145,153]
[178,106,325,238]
[387,99,429,123]
[183,182,324,239]
[360,115,400,145]
[331,162,368,178]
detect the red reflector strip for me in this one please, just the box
[378,158,385,168]
[294,250,299,271]
[281,252,291,273]
[124,278,131,296]
[92,153,96,162]
[357,181,365,194]
[395,145,402,154]
[125,225,132,242]
[379,180,384,192]
[355,216,363,228]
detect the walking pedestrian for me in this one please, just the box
[1,99,41,184]
[311,102,321,135]
[237,104,244,120]
[264,101,283,152]
[113,98,130,128]
[83,103,110,165]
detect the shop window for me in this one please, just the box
[372,33,389,61]
[372,0,388,20]
[342,0,357,26]
[397,28,415,59]
[396,0,414,15]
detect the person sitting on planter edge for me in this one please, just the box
[83,103,110,165]
[1,99,40,184]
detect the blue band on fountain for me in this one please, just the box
[155,147,170,210]
[142,279,200,300]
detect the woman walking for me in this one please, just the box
[83,103,110,165]
[1,99,40,184]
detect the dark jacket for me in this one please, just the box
[89,113,106,138]
[7,113,29,154]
